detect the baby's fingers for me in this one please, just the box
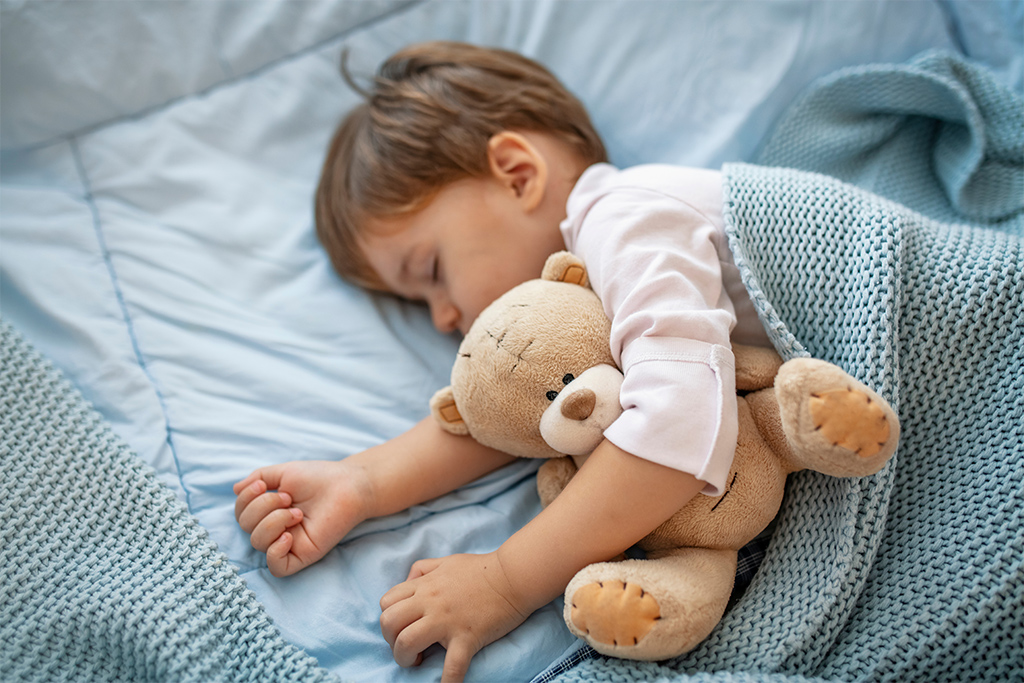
[250,507,303,551]
[232,471,262,496]
[380,597,423,651]
[265,533,304,577]
[380,579,419,613]
[237,489,293,532]
[407,557,443,581]
[267,531,295,563]
[232,464,289,495]
[234,478,267,521]
[391,618,436,668]
[441,639,475,683]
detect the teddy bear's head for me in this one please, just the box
[430,252,623,459]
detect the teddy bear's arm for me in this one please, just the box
[734,344,784,392]
[537,457,578,507]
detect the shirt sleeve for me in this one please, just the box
[568,186,738,496]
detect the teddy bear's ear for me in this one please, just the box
[429,386,470,436]
[541,251,588,288]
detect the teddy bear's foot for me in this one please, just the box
[775,358,900,478]
[564,548,736,661]
[570,579,661,648]
[809,387,891,457]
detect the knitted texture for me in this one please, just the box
[0,321,338,683]
[757,50,1023,226]
[542,51,1022,683]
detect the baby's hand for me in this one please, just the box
[379,551,530,683]
[233,459,371,576]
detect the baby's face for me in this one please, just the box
[359,175,567,336]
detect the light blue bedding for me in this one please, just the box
[1,1,1021,681]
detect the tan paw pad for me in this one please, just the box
[809,388,891,457]
[570,580,661,647]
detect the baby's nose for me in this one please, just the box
[430,303,461,334]
[561,388,596,421]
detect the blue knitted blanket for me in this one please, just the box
[0,321,338,683]
[542,51,1023,682]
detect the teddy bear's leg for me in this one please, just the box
[537,457,578,508]
[563,547,737,661]
[768,358,900,477]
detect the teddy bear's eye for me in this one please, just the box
[562,373,575,385]
[546,390,559,401]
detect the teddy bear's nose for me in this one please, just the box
[561,388,596,421]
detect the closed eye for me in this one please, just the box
[431,256,439,283]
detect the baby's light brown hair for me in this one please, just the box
[315,41,607,290]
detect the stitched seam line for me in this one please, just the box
[69,136,192,512]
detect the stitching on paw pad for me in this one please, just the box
[570,580,661,646]
[809,388,890,457]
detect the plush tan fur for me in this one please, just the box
[430,252,900,660]
[431,253,613,459]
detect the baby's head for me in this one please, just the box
[315,41,606,333]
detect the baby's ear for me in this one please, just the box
[430,386,469,436]
[541,251,588,287]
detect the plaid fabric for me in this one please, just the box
[728,523,775,611]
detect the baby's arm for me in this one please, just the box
[233,416,516,576]
[379,437,704,682]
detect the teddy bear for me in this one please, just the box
[429,252,900,661]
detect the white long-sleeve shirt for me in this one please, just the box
[559,164,770,495]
